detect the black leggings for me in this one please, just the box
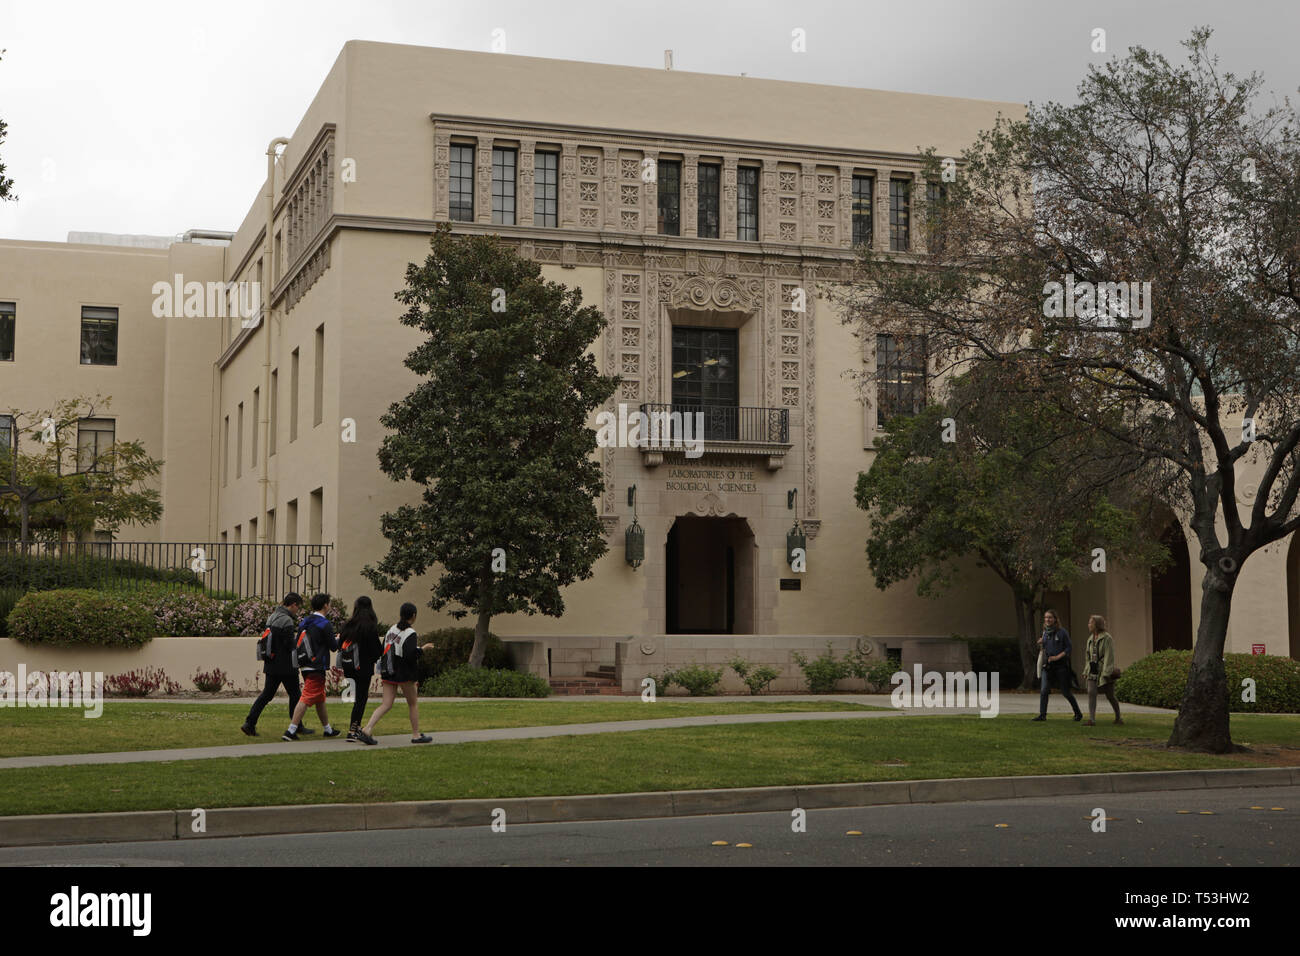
[349,671,372,726]
[246,672,301,727]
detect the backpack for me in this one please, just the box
[339,639,359,672]
[379,627,417,680]
[256,628,274,662]
[295,622,319,668]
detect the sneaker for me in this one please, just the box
[1031,715,1046,721]
[411,734,432,744]
[357,731,378,746]
[323,727,341,738]
[1083,719,1095,726]
[281,728,299,741]
[1073,713,1083,722]
[298,726,316,736]
[346,728,360,742]
[1114,718,1124,725]
[240,723,257,737]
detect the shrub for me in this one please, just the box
[421,665,550,698]
[672,662,724,696]
[105,667,178,697]
[0,550,201,593]
[7,588,157,647]
[191,667,231,693]
[152,591,229,636]
[416,627,509,683]
[863,658,898,692]
[1116,649,1300,713]
[954,635,1025,688]
[647,670,676,695]
[728,657,780,695]
[0,586,24,638]
[225,597,279,636]
[792,643,852,693]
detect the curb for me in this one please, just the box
[1,767,1296,848]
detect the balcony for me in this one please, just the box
[638,403,791,470]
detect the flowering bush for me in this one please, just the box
[324,666,348,696]
[104,667,177,697]
[224,597,279,636]
[192,667,232,693]
[152,591,228,636]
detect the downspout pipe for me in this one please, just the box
[260,137,290,546]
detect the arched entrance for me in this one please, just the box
[665,515,755,634]
[1151,521,1193,651]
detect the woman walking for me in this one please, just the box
[1083,614,1123,725]
[339,596,383,742]
[356,602,431,746]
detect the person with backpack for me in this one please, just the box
[241,592,315,737]
[1083,614,1123,726]
[282,593,341,741]
[338,596,382,742]
[355,602,431,745]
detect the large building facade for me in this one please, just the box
[3,43,1297,686]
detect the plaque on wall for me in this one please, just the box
[779,579,802,591]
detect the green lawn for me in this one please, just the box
[0,713,1294,817]
[1,698,880,759]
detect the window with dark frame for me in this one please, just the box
[658,160,681,236]
[76,417,115,473]
[737,166,759,241]
[0,301,14,361]
[672,326,738,440]
[449,144,475,221]
[491,147,517,225]
[80,306,118,366]
[697,163,720,239]
[534,151,558,227]
[889,179,911,252]
[875,334,927,427]
[0,414,12,458]
[852,175,874,247]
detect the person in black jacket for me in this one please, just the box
[356,603,431,745]
[241,592,311,737]
[282,593,341,741]
[339,596,382,742]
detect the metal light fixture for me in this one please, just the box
[786,488,806,568]
[625,484,645,570]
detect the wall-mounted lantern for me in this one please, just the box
[625,484,645,570]
[786,488,806,569]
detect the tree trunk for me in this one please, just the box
[1015,596,1039,690]
[468,566,493,669]
[1167,565,1235,752]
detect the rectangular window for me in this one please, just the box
[80,306,118,366]
[233,524,241,545]
[0,301,14,361]
[852,175,874,247]
[251,387,259,467]
[266,508,276,544]
[876,334,927,427]
[672,326,738,441]
[449,144,475,221]
[697,164,720,239]
[534,151,558,227]
[269,369,278,456]
[236,402,244,478]
[491,147,517,225]
[889,179,911,252]
[249,517,257,545]
[274,231,283,281]
[309,487,323,545]
[927,181,947,205]
[0,414,13,458]
[736,166,759,241]
[76,417,115,473]
[657,160,681,236]
[289,348,300,442]
[222,415,229,487]
[313,324,324,427]
[286,499,298,546]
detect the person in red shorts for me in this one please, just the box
[282,593,341,741]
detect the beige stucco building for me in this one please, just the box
[2,43,1297,689]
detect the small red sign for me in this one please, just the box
[1251,644,1266,655]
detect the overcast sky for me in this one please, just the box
[1,0,1296,243]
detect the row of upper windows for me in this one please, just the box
[447,144,942,252]
[0,412,115,473]
[0,302,118,365]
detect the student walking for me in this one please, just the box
[242,592,314,736]
[283,593,341,741]
[339,596,383,742]
[1032,608,1082,722]
[1083,614,1123,725]
[356,603,431,746]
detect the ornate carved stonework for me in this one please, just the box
[660,255,761,311]
[803,264,818,519]
[691,492,736,518]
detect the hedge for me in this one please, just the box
[7,588,157,648]
[416,627,509,683]
[421,665,550,698]
[1116,649,1300,713]
[0,551,200,592]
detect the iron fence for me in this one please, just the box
[0,541,333,600]
[638,403,789,444]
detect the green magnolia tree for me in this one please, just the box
[855,369,1167,688]
[364,224,618,667]
[842,29,1300,751]
[0,396,164,546]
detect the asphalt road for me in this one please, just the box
[1,785,1294,867]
